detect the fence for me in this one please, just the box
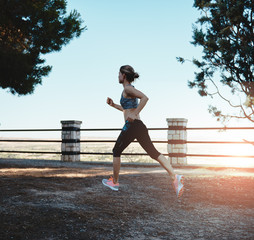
[0,119,254,166]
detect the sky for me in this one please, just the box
[1,0,253,140]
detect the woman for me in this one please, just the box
[102,65,184,198]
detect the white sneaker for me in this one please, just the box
[172,175,184,198]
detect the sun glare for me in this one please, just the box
[221,130,254,167]
[220,143,254,167]
[188,129,254,168]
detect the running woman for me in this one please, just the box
[102,65,184,197]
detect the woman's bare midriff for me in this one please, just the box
[123,108,140,121]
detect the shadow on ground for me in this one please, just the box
[0,160,253,240]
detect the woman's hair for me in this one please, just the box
[120,65,139,82]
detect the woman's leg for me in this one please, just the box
[157,154,175,181]
[112,121,135,183]
[113,157,121,184]
[136,121,175,181]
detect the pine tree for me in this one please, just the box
[0,0,86,95]
[178,0,254,123]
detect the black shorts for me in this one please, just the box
[113,119,161,160]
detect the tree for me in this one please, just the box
[0,0,86,95]
[178,0,254,123]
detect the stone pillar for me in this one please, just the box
[61,120,82,162]
[166,118,188,166]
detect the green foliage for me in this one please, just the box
[0,0,86,95]
[178,0,254,123]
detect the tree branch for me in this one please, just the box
[208,77,242,108]
[207,77,254,122]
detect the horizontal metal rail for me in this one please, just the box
[186,127,254,130]
[83,140,253,144]
[0,139,61,143]
[187,141,254,144]
[0,129,62,132]
[79,152,254,158]
[1,127,254,132]
[80,127,254,131]
[1,139,254,145]
[1,150,254,159]
[187,154,254,158]
[0,139,169,143]
[0,150,61,154]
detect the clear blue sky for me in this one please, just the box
[0,0,252,139]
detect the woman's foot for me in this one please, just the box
[172,175,184,198]
[102,176,119,191]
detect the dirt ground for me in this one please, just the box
[0,159,254,240]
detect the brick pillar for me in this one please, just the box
[61,120,82,162]
[166,118,188,166]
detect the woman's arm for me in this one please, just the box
[136,94,149,115]
[107,97,123,112]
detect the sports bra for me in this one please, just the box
[120,85,138,109]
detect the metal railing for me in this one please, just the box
[0,127,254,159]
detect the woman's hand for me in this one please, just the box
[107,97,114,107]
[107,97,124,112]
